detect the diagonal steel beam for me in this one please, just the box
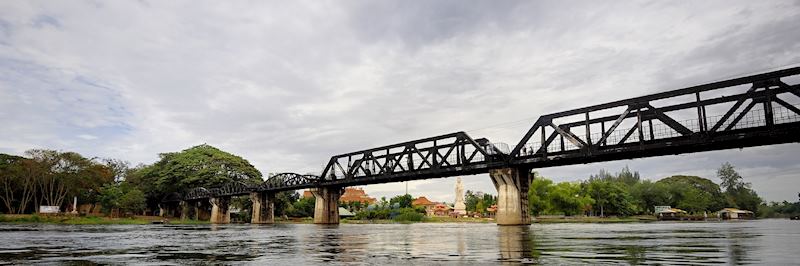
[710,86,757,132]
[775,80,800,99]
[618,123,639,145]
[645,103,693,136]
[724,100,758,131]
[595,106,632,147]
[773,97,800,116]
[334,161,347,179]
[510,117,548,157]
[549,122,587,148]
[536,131,559,154]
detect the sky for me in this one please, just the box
[1,1,799,203]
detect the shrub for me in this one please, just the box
[393,208,426,222]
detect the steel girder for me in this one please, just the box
[317,131,502,186]
[510,66,800,168]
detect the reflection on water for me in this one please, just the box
[0,220,797,264]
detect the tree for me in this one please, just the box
[131,144,263,210]
[528,177,553,216]
[549,182,594,216]
[102,158,130,183]
[716,163,762,213]
[0,154,29,213]
[26,150,114,210]
[629,180,671,213]
[274,191,299,216]
[676,186,712,213]
[657,175,726,212]
[288,196,315,217]
[464,190,479,212]
[616,166,641,186]
[585,179,635,216]
[98,184,124,214]
[718,162,746,192]
[119,189,146,214]
[390,194,413,209]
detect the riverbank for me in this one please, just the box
[0,214,209,225]
[0,214,663,225]
[534,215,658,223]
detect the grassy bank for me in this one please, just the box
[0,214,209,225]
[340,216,492,224]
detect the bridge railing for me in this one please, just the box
[510,67,800,160]
[319,131,501,182]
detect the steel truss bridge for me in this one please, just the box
[170,67,800,202]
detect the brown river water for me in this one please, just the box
[0,219,798,265]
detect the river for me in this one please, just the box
[0,219,797,265]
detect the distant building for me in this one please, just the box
[302,187,376,205]
[486,204,497,218]
[412,196,437,216]
[431,203,453,217]
[340,187,377,204]
[657,208,688,220]
[718,208,755,220]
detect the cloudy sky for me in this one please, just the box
[1,1,799,203]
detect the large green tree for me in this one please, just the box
[390,194,413,209]
[716,162,762,213]
[131,144,263,208]
[528,177,553,216]
[629,180,671,213]
[656,175,726,212]
[584,179,635,216]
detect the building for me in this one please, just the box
[340,187,377,204]
[718,208,755,220]
[412,196,437,216]
[657,208,688,220]
[432,203,453,217]
[302,187,377,205]
[486,204,497,218]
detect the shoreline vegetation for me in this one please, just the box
[0,214,209,225]
[0,214,747,225]
[4,146,799,227]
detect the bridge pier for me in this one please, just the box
[210,197,231,224]
[159,203,180,218]
[180,201,189,220]
[250,192,275,224]
[311,187,342,224]
[194,200,212,221]
[490,167,532,225]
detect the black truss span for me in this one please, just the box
[510,67,800,168]
[317,131,507,187]
[179,173,321,200]
[170,67,800,201]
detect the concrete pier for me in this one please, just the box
[180,201,189,220]
[490,167,533,225]
[250,192,275,224]
[210,197,231,224]
[311,187,342,224]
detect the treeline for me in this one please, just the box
[0,144,273,216]
[760,194,800,218]
[0,150,125,214]
[529,163,765,216]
